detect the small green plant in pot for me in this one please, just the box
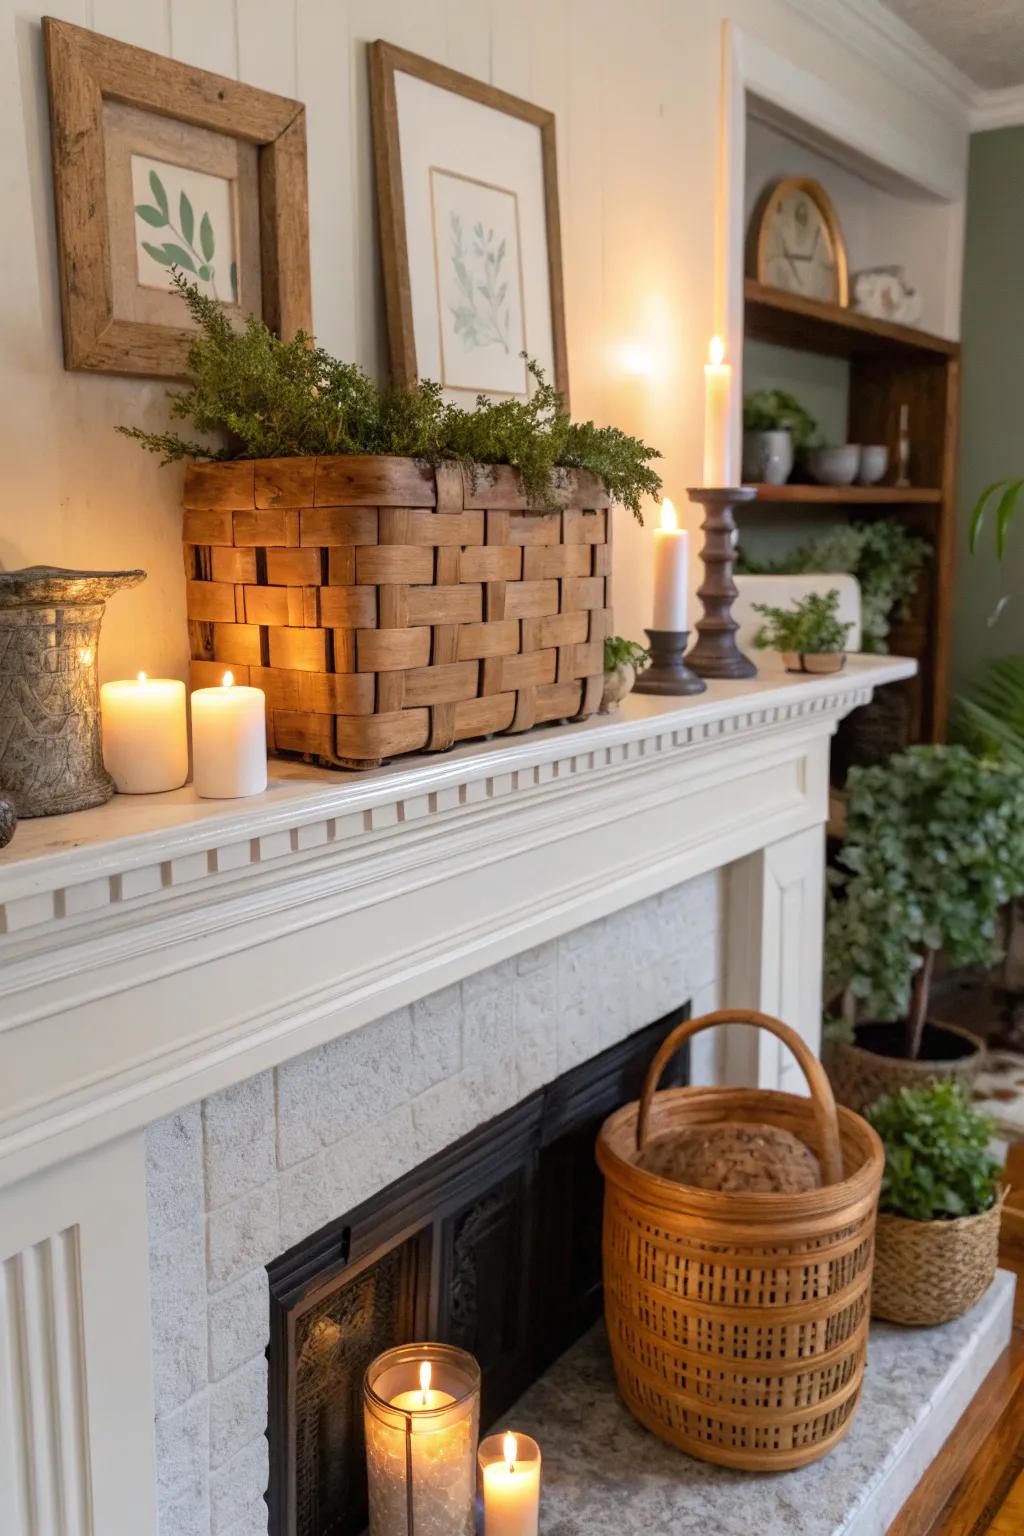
[601,636,650,713]
[825,745,1024,1110]
[866,1083,1003,1325]
[742,389,818,486]
[752,589,851,674]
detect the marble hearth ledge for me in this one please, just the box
[510,1270,1016,1536]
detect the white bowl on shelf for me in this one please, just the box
[805,445,861,486]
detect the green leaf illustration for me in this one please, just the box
[229,262,238,302]
[197,264,213,281]
[141,242,196,273]
[135,204,169,227]
[149,169,168,217]
[179,192,195,247]
[199,212,215,261]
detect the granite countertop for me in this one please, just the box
[500,1271,1015,1536]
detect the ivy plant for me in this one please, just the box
[752,589,850,654]
[742,389,819,450]
[738,520,928,653]
[117,272,662,520]
[867,1083,1001,1222]
[603,635,650,673]
[826,744,1024,1056]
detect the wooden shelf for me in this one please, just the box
[749,483,942,505]
[744,279,959,360]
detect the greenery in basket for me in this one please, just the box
[603,636,650,673]
[826,745,1024,1057]
[737,521,928,654]
[742,388,819,450]
[752,589,851,654]
[116,273,662,521]
[867,1083,1001,1222]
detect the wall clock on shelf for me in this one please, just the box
[749,176,848,307]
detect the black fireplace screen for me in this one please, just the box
[266,1005,689,1536]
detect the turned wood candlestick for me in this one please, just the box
[686,486,758,680]
[634,629,706,696]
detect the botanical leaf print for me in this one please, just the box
[200,212,215,262]
[179,191,195,247]
[149,169,168,217]
[134,168,223,300]
[448,212,511,354]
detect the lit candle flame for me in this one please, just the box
[503,1431,517,1472]
[709,334,726,368]
[660,497,678,533]
[137,670,147,684]
[419,1360,431,1405]
[222,670,235,688]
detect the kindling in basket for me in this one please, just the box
[596,1009,884,1472]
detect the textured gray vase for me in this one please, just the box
[742,429,793,485]
[0,566,145,817]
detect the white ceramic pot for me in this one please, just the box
[601,661,636,712]
[742,430,794,486]
[806,444,860,486]
[857,445,889,485]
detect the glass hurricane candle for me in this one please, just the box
[479,1431,541,1536]
[364,1343,480,1536]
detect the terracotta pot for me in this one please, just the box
[825,1019,985,1115]
[872,1201,1002,1326]
[600,660,636,712]
[781,651,846,675]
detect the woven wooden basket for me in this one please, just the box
[183,455,611,768]
[871,1201,1003,1326]
[825,1023,985,1115]
[596,1009,884,1472]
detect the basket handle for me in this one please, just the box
[636,1008,844,1185]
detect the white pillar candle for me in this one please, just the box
[480,1431,541,1536]
[190,671,267,799]
[100,674,188,793]
[652,498,689,631]
[703,334,737,486]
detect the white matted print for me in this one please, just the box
[430,169,527,396]
[132,156,239,304]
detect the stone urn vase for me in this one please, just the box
[0,566,145,817]
[600,660,637,713]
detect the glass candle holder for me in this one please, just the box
[479,1431,541,1536]
[364,1342,480,1536]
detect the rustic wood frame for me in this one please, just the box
[43,17,312,377]
[368,39,570,405]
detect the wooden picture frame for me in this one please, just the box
[369,40,569,406]
[43,17,312,377]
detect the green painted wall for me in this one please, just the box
[955,127,1024,686]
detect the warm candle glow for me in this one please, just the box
[420,1360,432,1404]
[222,670,234,688]
[137,670,147,684]
[100,674,188,794]
[704,333,736,484]
[503,1432,517,1471]
[660,498,679,533]
[709,334,726,368]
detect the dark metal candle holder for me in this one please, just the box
[687,486,758,680]
[634,628,706,696]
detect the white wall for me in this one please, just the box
[0,0,969,681]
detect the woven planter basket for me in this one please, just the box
[825,1022,985,1115]
[596,1010,884,1472]
[871,1201,1003,1326]
[183,456,611,768]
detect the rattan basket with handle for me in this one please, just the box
[596,1009,884,1472]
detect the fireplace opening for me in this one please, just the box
[265,1005,690,1536]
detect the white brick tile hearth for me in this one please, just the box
[145,873,722,1536]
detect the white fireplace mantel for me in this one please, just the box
[0,654,913,1536]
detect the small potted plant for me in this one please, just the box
[601,636,650,712]
[742,389,818,485]
[866,1082,1003,1325]
[825,745,1024,1110]
[752,589,851,674]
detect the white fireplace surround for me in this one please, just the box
[0,655,913,1536]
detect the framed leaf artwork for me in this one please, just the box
[43,19,311,378]
[369,41,569,405]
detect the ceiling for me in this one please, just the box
[881,0,1024,91]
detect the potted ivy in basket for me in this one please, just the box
[825,745,1024,1110]
[119,275,662,768]
[752,589,851,674]
[866,1083,1003,1325]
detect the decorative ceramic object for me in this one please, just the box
[851,266,923,328]
[0,566,145,817]
[0,792,16,847]
[857,444,889,485]
[741,429,793,486]
[806,444,860,486]
[781,651,846,675]
[600,660,636,712]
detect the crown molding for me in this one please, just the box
[969,83,1024,133]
